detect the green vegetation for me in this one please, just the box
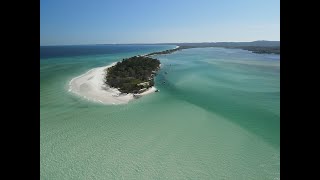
[106,56,160,94]
[152,41,280,55]
[146,46,196,57]
[175,45,280,54]
[146,47,183,56]
[235,46,280,54]
[146,45,280,57]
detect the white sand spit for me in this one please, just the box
[69,62,158,105]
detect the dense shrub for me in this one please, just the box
[106,56,160,93]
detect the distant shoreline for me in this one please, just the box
[68,43,278,105]
[147,44,279,55]
[42,41,279,55]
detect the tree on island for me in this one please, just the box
[105,56,160,94]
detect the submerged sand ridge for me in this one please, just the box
[69,62,157,105]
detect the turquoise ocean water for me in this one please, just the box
[40,45,280,179]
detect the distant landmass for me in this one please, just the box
[160,41,280,54]
[173,40,280,47]
[141,41,279,56]
[101,41,280,54]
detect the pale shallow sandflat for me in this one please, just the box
[40,45,279,179]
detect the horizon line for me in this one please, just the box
[40,40,280,47]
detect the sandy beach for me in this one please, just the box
[69,62,157,105]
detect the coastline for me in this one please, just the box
[69,62,158,105]
[68,46,180,105]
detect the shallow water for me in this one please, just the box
[40,45,280,179]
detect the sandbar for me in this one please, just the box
[69,62,157,105]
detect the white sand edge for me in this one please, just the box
[68,62,158,105]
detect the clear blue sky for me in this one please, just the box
[40,0,280,45]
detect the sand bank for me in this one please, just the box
[68,62,157,105]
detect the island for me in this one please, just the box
[106,56,160,94]
[68,54,162,105]
[68,41,280,105]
